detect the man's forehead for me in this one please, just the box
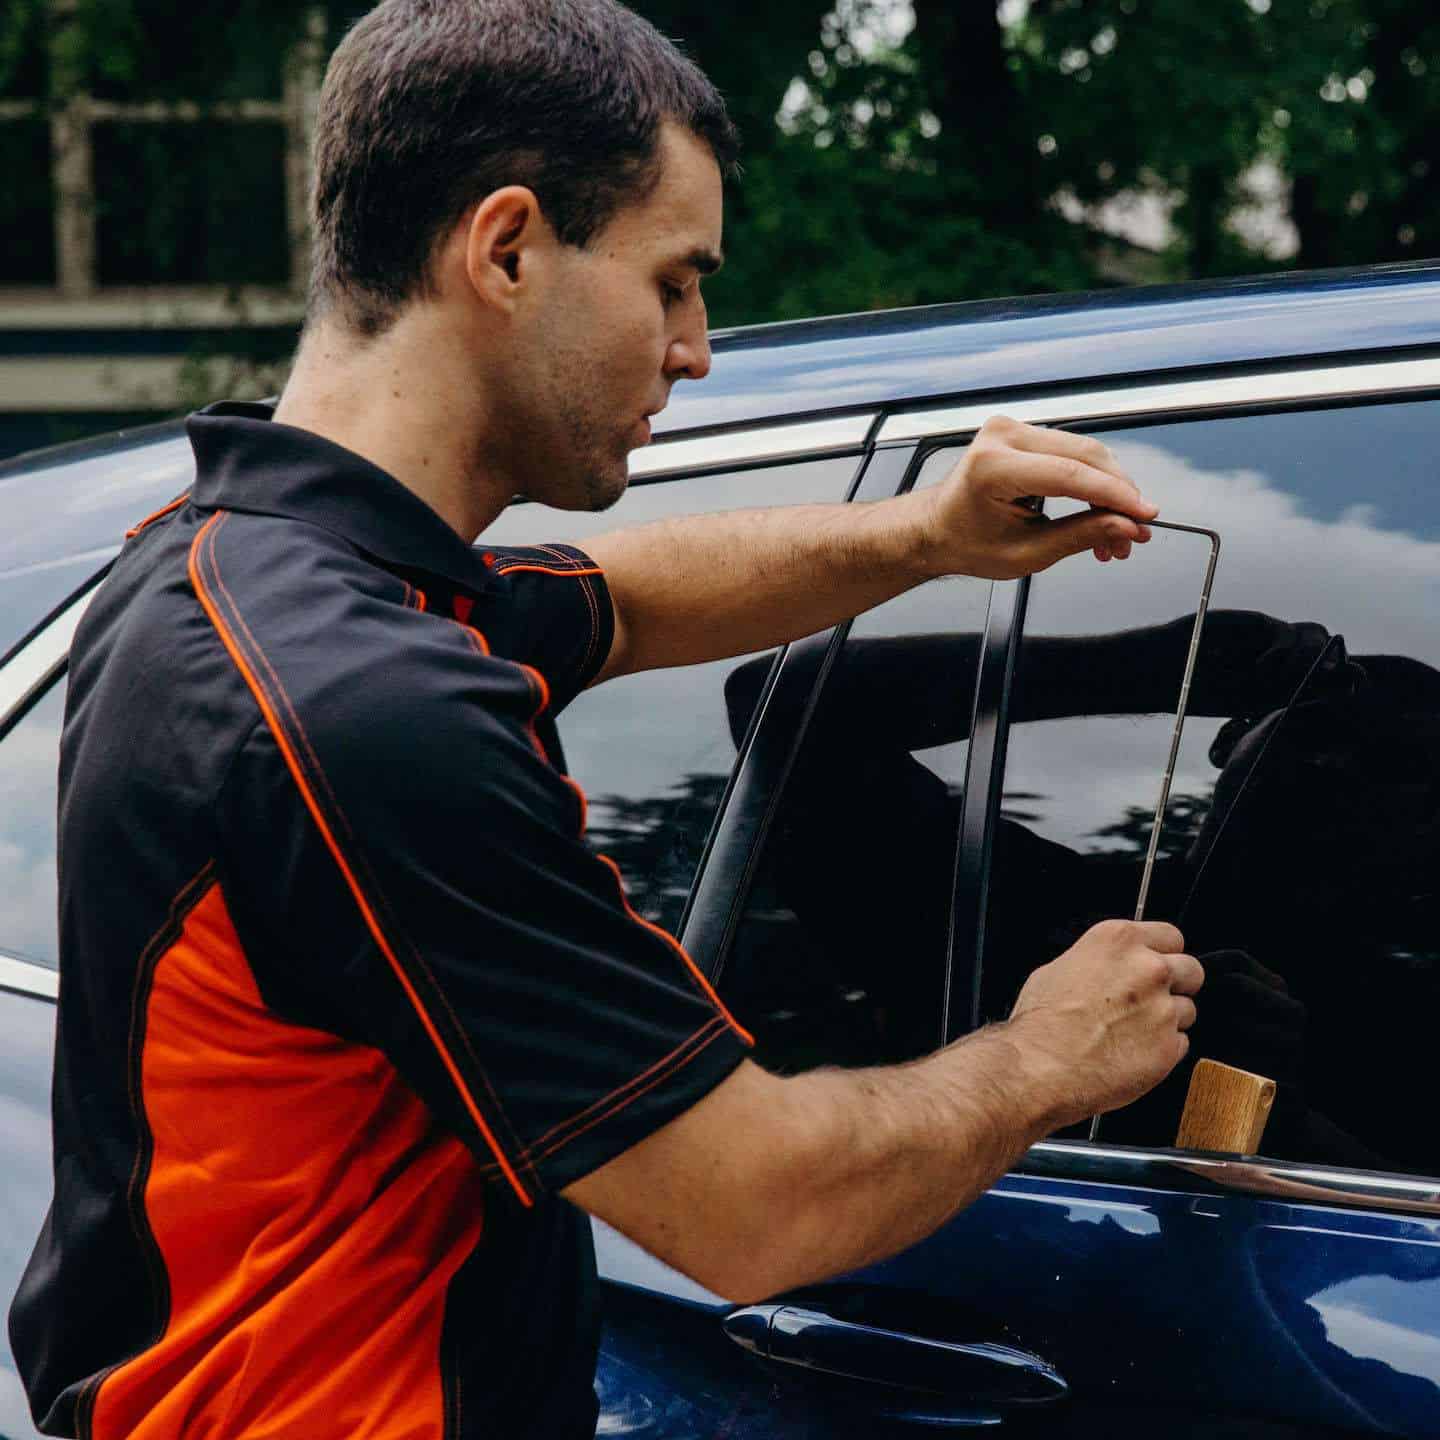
[626,123,724,254]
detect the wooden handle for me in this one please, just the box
[1174,1059,1276,1154]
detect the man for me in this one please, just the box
[10,2,1201,1436]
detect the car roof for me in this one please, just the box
[3,260,1439,580]
[693,259,1440,430]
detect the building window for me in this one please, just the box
[0,1,324,302]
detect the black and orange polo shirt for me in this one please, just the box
[10,402,752,1439]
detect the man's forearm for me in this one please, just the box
[567,920,1196,1305]
[585,497,934,679]
[585,418,1159,681]
[742,1025,1065,1299]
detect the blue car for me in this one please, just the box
[4,262,1439,1438]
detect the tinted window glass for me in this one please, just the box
[481,457,859,935]
[721,449,993,1072]
[0,682,64,970]
[0,558,107,664]
[989,398,1440,1176]
[0,986,54,1440]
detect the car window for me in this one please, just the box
[0,556,109,665]
[0,680,65,970]
[480,456,861,935]
[989,397,1440,1177]
[718,448,994,1073]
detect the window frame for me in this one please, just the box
[685,443,918,981]
[0,2,325,303]
[888,355,1440,1219]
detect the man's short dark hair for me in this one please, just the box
[309,0,740,335]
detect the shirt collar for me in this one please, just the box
[187,400,492,595]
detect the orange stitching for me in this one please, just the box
[190,514,533,1208]
[125,491,189,540]
[578,571,601,677]
[527,1022,736,1167]
[92,860,220,1434]
[519,1015,727,1158]
[596,853,756,1046]
[537,545,604,678]
[203,521,532,1173]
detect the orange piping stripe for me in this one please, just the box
[494,564,606,579]
[596,854,755,1047]
[562,775,588,833]
[188,513,532,1207]
[519,1015,727,1156]
[527,1022,735,1166]
[125,491,188,539]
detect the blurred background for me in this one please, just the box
[1,0,1436,460]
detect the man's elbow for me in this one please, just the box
[680,1229,812,1307]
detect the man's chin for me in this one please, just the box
[585,464,630,512]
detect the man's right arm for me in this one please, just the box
[564,919,1201,1304]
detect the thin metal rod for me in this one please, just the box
[1088,519,1221,1143]
[1132,522,1222,922]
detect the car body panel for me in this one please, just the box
[5,262,1440,1437]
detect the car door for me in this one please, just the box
[0,594,86,1440]
[590,358,1440,1439]
[586,441,1019,1438]
[842,363,1440,1437]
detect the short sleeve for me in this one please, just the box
[217,613,751,1206]
[481,543,614,712]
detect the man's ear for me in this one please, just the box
[462,186,546,312]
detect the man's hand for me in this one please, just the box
[566,918,1200,1303]
[584,415,1158,682]
[915,416,1158,580]
[1006,919,1203,1128]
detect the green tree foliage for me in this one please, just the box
[5,0,1435,327]
[1012,0,1440,277]
[636,0,1440,323]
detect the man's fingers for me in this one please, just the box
[1135,921,1186,953]
[1173,996,1198,1032]
[1165,951,1206,997]
[1035,508,1149,566]
[1000,424,1155,514]
[985,449,1158,521]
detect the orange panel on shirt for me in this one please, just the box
[91,881,486,1440]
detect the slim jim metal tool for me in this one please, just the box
[1088,518,1221,1142]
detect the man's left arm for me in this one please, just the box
[585,417,1159,683]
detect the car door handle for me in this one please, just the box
[723,1303,1067,1406]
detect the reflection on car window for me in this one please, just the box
[0,681,64,969]
[990,398,1440,1178]
[480,456,859,935]
[720,449,993,1074]
[0,557,106,663]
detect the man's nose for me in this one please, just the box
[666,308,712,382]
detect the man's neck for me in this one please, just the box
[273,315,511,543]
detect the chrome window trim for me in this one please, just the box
[0,951,58,1002]
[876,355,1440,445]
[1020,1140,1440,1218]
[0,587,95,726]
[629,412,875,478]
